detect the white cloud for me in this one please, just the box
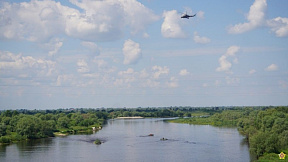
[143,79,160,88]
[0,0,158,43]
[114,68,136,87]
[0,51,25,70]
[228,0,267,34]
[226,46,240,56]
[77,59,89,73]
[166,77,179,88]
[227,0,288,37]
[113,68,142,87]
[152,66,169,79]
[112,66,176,88]
[143,33,150,38]
[193,32,211,44]
[40,38,63,56]
[267,17,288,37]
[81,41,100,56]
[122,39,142,65]
[0,50,56,78]
[93,59,107,69]
[161,10,186,38]
[118,0,159,35]
[179,69,190,76]
[49,40,63,56]
[216,55,232,72]
[65,0,125,42]
[118,68,134,75]
[216,46,240,72]
[225,76,240,85]
[56,74,74,86]
[139,69,149,78]
[249,69,257,75]
[0,1,66,41]
[265,64,278,71]
[66,0,159,40]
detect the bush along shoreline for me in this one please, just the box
[1,106,287,161]
[0,110,108,144]
[0,106,221,144]
[168,106,288,161]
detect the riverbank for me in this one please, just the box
[167,107,288,161]
[116,116,144,119]
[0,110,108,145]
[0,117,251,162]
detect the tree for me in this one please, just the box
[16,116,40,139]
[249,131,268,157]
[2,117,11,125]
[12,110,19,117]
[278,130,288,150]
[265,133,279,153]
[9,115,21,132]
[2,110,12,117]
[38,120,56,137]
[0,123,7,136]
[57,116,70,128]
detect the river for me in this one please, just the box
[0,118,251,162]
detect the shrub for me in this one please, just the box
[0,136,11,144]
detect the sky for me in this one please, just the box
[0,0,287,109]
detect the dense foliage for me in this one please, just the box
[105,107,218,118]
[0,106,227,144]
[0,109,108,144]
[1,106,287,161]
[170,106,288,160]
[237,107,288,159]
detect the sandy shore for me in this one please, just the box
[54,132,68,137]
[116,116,144,119]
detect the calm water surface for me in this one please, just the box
[0,118,251,162]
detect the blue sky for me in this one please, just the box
[0,0,287,109]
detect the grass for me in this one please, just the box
[168,117,213,125]
[53,132,68,137]
[55,124,101,136]
[257,152,288,162]
[168,116,238,127]
[189,111,210,117]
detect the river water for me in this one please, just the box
[0,118,251,162]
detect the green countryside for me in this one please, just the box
[0,106,287,161]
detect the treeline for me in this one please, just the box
[0,110,108,144]
[170,106,288,160]
[1,105,287,159]
[237,107,288,159]
[0,106,240,144]
[105,106,249,118]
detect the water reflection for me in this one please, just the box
[0,144,7,158]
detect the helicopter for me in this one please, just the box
[181,12,196,19]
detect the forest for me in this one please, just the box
[0,109,109,144]
[169,106,288,161]
[0,106,287,161]
[0,106,223,144]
